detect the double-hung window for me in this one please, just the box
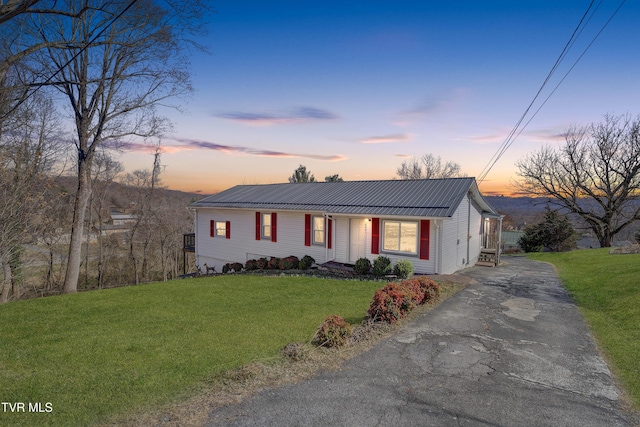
[382,220,418,255]
[313,216,325,245]
[261,213,271,239]
[215,221,227,237]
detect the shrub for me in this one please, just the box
[393,259,414,280]
[256,257,268,269]
[280,256,299,270]
[372,255,392,278]
[281,342,308,361]
[354,257,372,276]
[231,262,244,272]
[222,263,231,274]
[399,278,425,304]
[267,257,281,270]
[298,255,315,270]
[245,259,258,271]
[312,315,352,347]
[415,276,441,304]
[367,282,416,323]
[635,229,640,244]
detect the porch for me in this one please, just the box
[477,214,503,267]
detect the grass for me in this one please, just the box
[0,275,382,426]
[527,249,640,409]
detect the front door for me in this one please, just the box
[349,218,366,263]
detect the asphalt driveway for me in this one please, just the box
[206,256,637,426]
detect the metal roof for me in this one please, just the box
[190,177,498,218]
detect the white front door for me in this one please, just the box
[349,218,366,263]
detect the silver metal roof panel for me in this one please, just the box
[190,178,497,218]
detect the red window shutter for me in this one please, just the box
[371,218,380,254]
[327,218,333,249]
[304,214,311,246]
[226,221,231,239]
[255,212,261,240]
[420,220,430,260]
[271,212,277,242]
[210,220,215,238]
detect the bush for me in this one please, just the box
[267,257,281,270]
[231,262,244,272]
[281,342,308,361]
[298,255,315,270]
[280,256,299,270]
[256,258,268,269]
[354,257,372,276]
[393,259,413,280]
[415,276,440,304]
[372,255,392,278]
[312,315,352,347]
[367,282,416,323]
[222,263,231,274]
[399,278,425,304]
[245,259,258,271]
[635,229,640,244]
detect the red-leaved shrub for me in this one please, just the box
[279,256,299,270]
[415,276,441,304]
[367,282,416,323]
[312,315,352,347]
[267,257,281,270]
[399,278,425,304]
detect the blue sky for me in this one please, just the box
[120,1,640,195]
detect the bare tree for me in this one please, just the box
[88,150,122,288]
[24,0,208,293]
[515,114,640,247]
[396,154,463,180]
[0,93,63,301]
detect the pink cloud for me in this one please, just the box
[360,133,411,144]
[111,139,347,162]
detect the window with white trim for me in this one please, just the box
[313,216,325,245]
[382,220,418,255]
[261,213,271,239]
[215,221,226,237]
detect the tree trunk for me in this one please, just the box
[63,160,92,293]
[1,254,12,303]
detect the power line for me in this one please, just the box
[477,0,626,184]
[0,0,140,122]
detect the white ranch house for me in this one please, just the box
[188,178,502,275]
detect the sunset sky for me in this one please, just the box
[118,1,640,196]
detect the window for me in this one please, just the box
[313,216,325,244]
[256,212,277,242]
[382,220,418,254]
[215,221,226,237]
[210,220,231,239]
[262,213,271,239]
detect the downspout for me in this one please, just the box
[435,221,440,274]
[466,194,471,266]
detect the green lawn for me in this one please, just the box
[527,249,640,409]
[0,275,382,426]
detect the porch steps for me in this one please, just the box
[476,249,498,267]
